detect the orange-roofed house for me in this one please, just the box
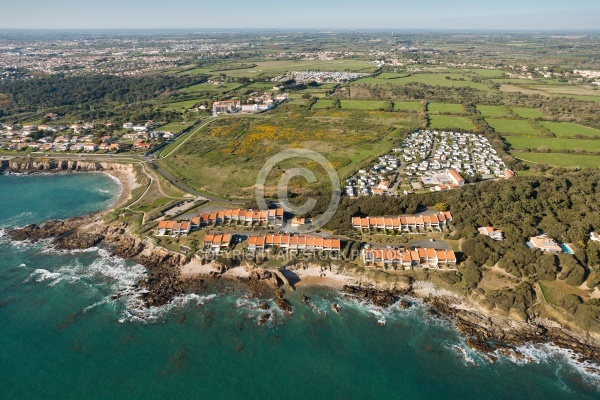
[180,221,191,235]
[503,169,515,179]
[478,226,503,241]
[446,169,465,186]
[291,217,307,228]
[275,208,284,226]
[157,220,169,236]
[171,222,182,236]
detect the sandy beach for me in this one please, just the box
[291,267,350,289]
[179,260,351,289]
[104,169,138,208]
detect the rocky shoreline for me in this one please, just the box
[7,213,600,372]
[0,158,134,175]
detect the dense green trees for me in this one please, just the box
[0,74,206,114]
[327,169,600,286]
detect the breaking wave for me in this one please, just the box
[504,343,600,388]
[118,293,217,324]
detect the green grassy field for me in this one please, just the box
[540,122,600,138]
[513,152,600,168]
[429,115,474,130]
[157,121,196,133]
[468,68,505,77]
[311,99,335,109]
[512,108,545,119]
[428,102,464,114]
[486,118,541,135]
[160,99,205,111]
[394,101,422,112]
[179,82,243,94]
[355,73,490,91]
[535,85,600,97]
[506,136,600,152]
[477,105,509,117]
[556,94,600,103]
[340,100,389,110]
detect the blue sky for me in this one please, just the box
[0,0,598,30]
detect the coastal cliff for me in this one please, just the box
[0,159,134,174]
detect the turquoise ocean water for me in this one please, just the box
[0,173,598,399]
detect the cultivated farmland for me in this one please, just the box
[506,136,600,152]
[485,118,541,136]
[540,122,600,138]
[477,105,509,117]
[512,108,545,119]
[428,102,464,114]
[429,115,474,131]
[513,152,600,168]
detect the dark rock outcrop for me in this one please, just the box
[54,233,104,250]
[342,285,405,308]
[424,296,600,365]
[275,298,293,314]
[9,216,94,242]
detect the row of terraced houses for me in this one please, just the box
[247,234,342,253]
[362,247,457,270]
[157,208,285,236]
[352,212,452,232]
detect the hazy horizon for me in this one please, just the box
[0,0,598,30]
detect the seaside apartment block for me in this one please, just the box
[352,212,452,232]
[195,208,285,228]
[362,247,457,270]
[246,234,342,254]
[156,208,284,236]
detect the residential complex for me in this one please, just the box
[272,71,368,84]
[156,208,285,236]
[343,130,513,197]
[345,153,401,197]
[246,234,342,254]
[402,130,513,183]
[352,212,452,232]
[362,247,457,270]
[212,92,287,115]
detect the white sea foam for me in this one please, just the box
[27,269,62,284]
[6,211,37,225]
[503,343,600,386]
[118,293,217,324]
[233,296,289,326]
[39,245,100,255]
[338,293,425,326]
